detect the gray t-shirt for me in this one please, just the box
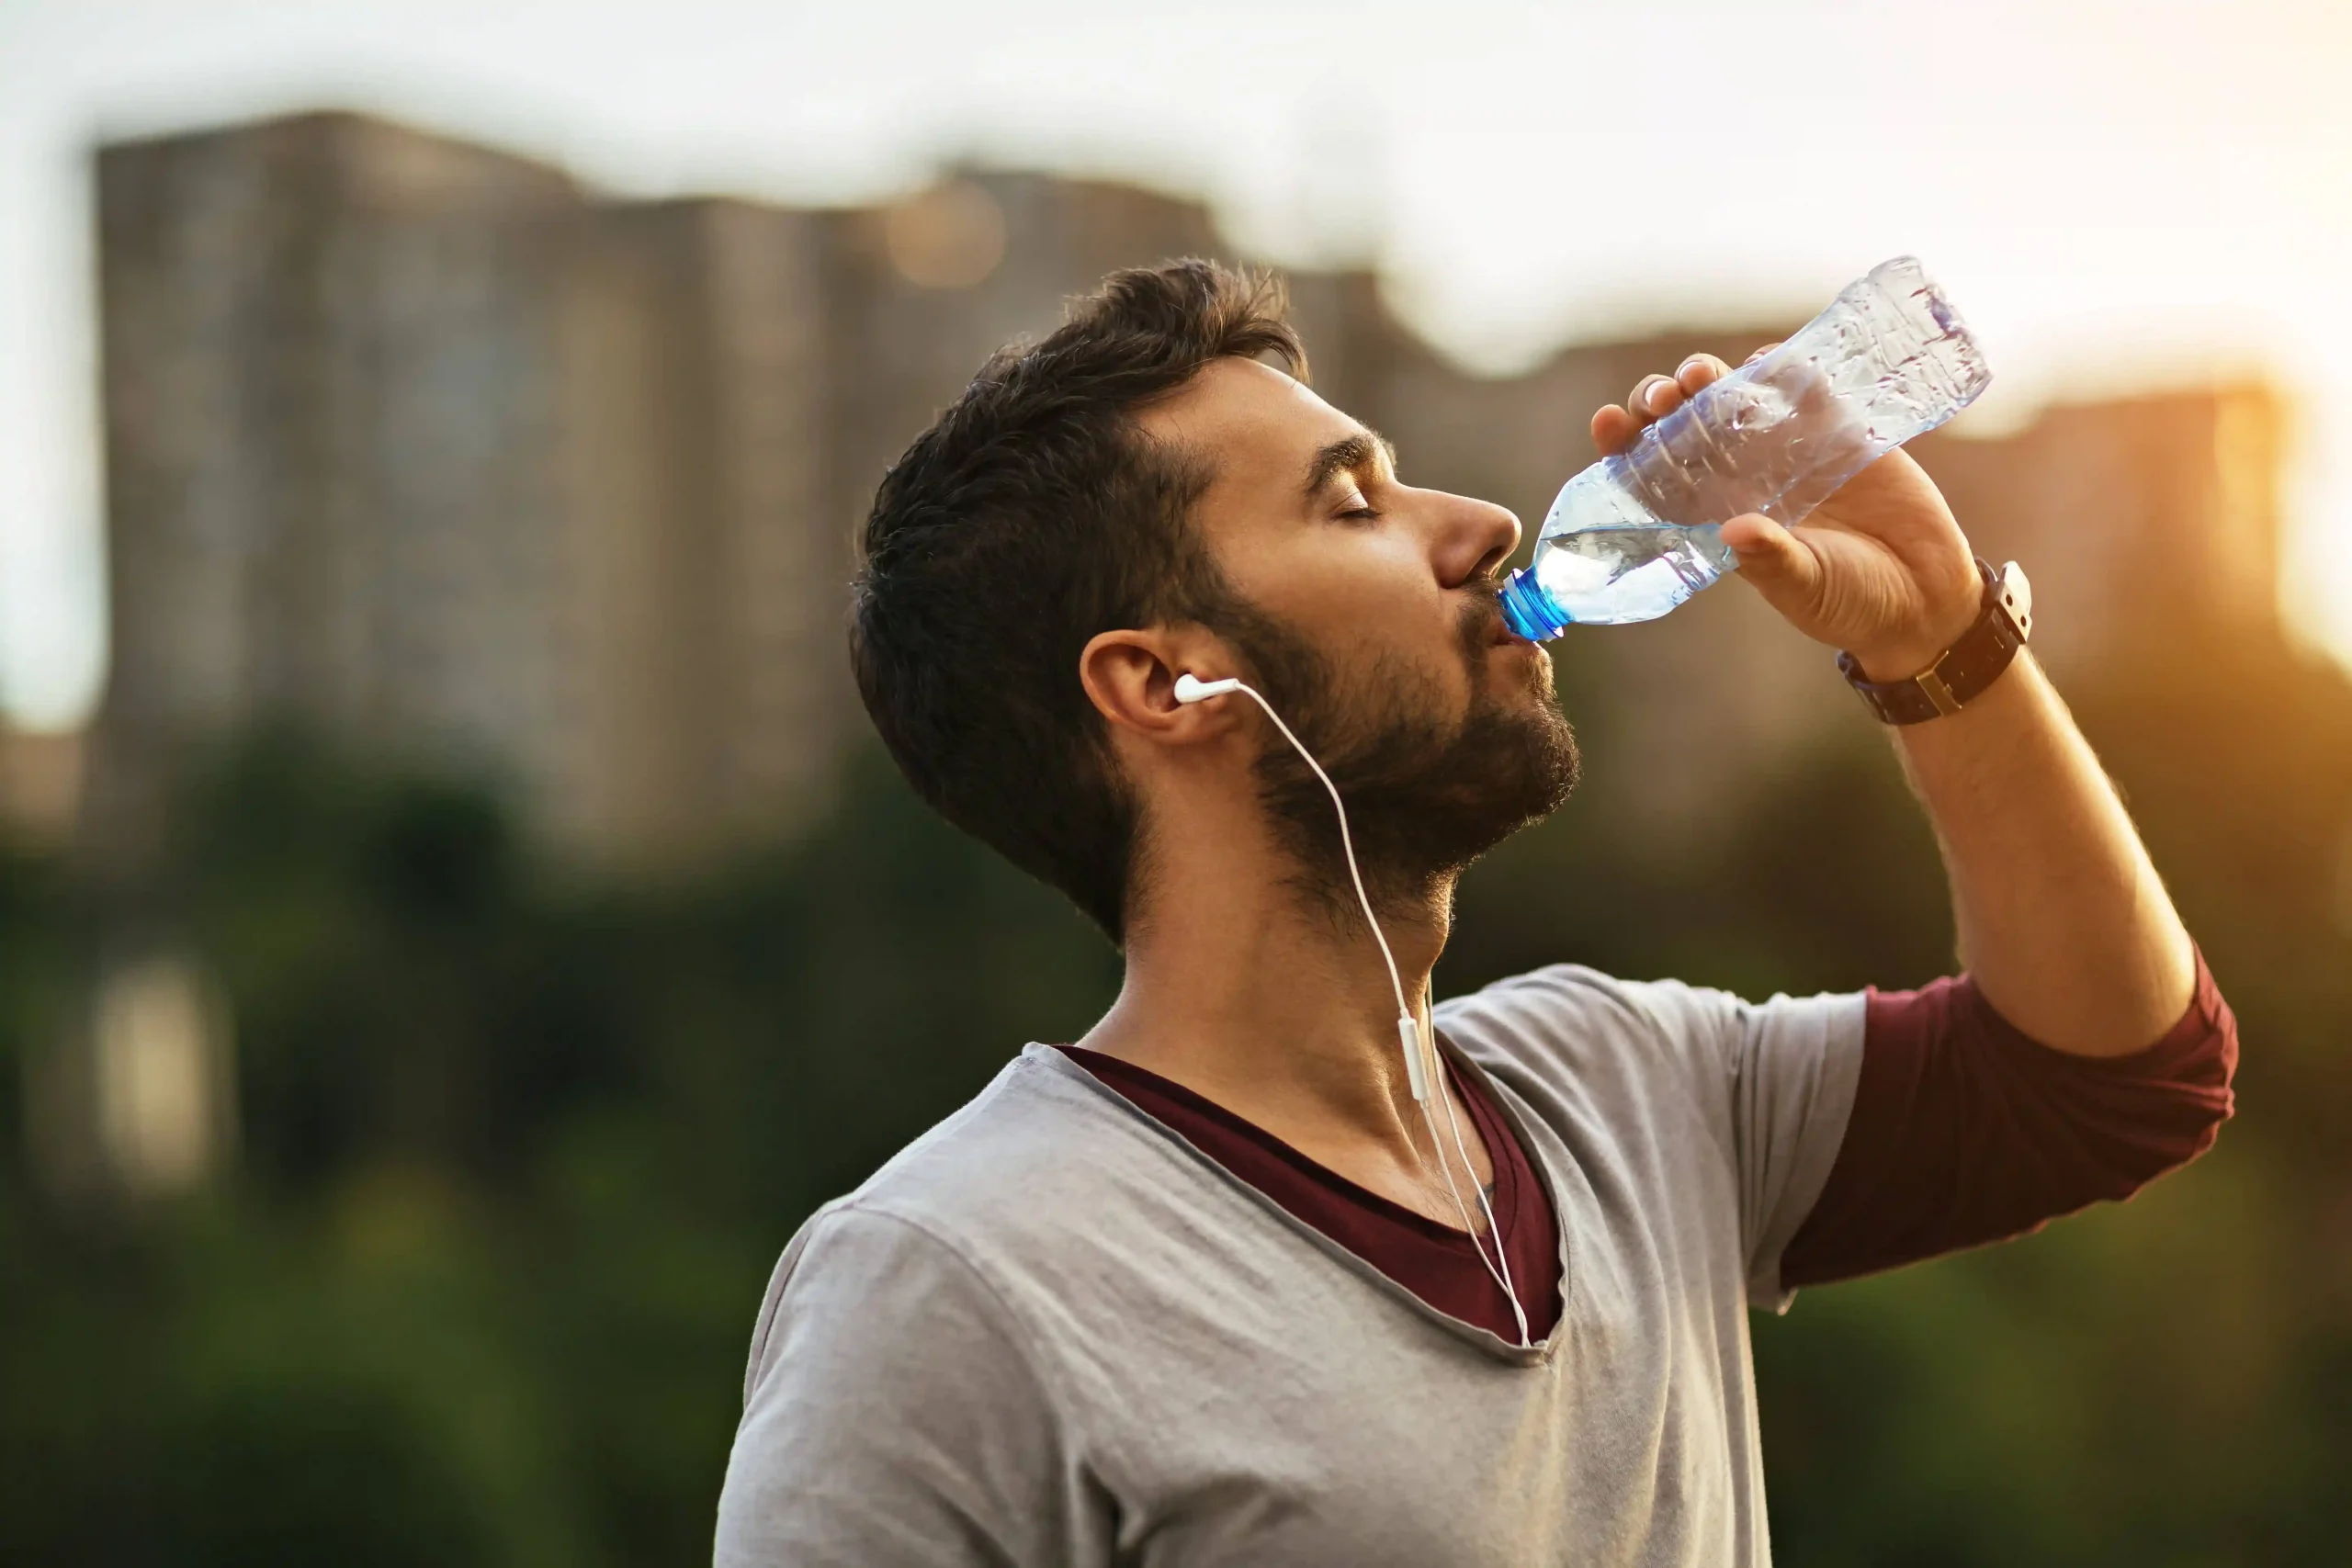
[714,964,1866,1566]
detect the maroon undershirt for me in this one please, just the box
[1781,945,2237,1287]
[1059,949,2237,1342]
[1064,1043,1565,1339]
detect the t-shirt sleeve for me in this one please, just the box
[714,1203,1084,1568]
[1632,978,1870,1312]
[1440,966,1865,1314]
[1779,946,2238,1290]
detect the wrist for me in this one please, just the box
[1845,601,1981,684]
[1838,559,2035,726]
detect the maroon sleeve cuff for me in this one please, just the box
[1780,946,2237,1291]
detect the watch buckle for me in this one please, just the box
[1996,559,2032,639]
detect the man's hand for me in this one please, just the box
[1593,353,1984,681]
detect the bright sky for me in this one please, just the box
[4,0,2349,728]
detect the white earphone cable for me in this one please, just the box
[1223,683,1415,1028]
[1204,677,1531,1348]
[1424,985,1531,1347]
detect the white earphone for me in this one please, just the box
[1173,669,1531,1346]
[1171,672,1239,705]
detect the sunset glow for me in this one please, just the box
[3,0,2347,724]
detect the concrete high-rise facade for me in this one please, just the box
[544,197,837,863]
[91,114,1240,870]
[96,114,593,859]
[91,110,2286,871]
[0,724,83,849]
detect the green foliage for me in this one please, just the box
[2,634,2349,1562]
[0,733,1116,1564]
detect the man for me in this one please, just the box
[713,262,2234,1565]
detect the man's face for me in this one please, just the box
[1136,358,1578,904]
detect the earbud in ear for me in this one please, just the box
[1173,673,1242,705]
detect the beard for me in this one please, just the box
[1209,579,1579,919]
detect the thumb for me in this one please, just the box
[1720,513,1821,621]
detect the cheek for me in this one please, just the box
[1220,529,1476,706]
[1244,530,1443,640]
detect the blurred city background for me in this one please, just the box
[2,3,2349,1563]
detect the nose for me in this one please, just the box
[1430,490,1522,590]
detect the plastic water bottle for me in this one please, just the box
[1497,256,1992,639]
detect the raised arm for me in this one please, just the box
[1876,644,2192,1053]
[1596,357,2193,1056]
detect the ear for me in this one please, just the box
[1079,627,1236,739]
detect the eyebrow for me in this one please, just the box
[1301,429,1398,500]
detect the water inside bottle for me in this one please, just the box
[1521,524,1736,626]
[1499,362,1872,637]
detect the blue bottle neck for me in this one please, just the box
[1498,569,1571,641]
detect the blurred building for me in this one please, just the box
[91,114,866,870]
[0,724,85,848]
[94,115,589,861]
[91,113,1227,871]
[1921,386,2285,668]
[90,109,2288,870]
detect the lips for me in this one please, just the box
[1463,579,1519,645]
[1460,583,1531,658]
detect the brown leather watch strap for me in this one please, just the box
[1838,558,2033,725]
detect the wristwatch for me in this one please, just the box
[1838,558,2032,725]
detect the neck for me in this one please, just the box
[1078,836,1456,1160]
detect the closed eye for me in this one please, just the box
[1304,429,1400,505]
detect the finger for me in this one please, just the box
[1719,513,1823,619]
[1675,354,1732,393]
[1590,403,1641,456]
[1742,340,1782,367]
[1624,373,1680,423]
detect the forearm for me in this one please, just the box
[1893,653,2194,1057]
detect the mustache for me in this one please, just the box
[1456,577,1508,660]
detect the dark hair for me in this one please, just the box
[850,260,1305,943]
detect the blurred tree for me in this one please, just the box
[0,732,1117,1564]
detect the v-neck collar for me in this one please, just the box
[1023,1035,1574,1369]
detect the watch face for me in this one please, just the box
[1997,560,2033,641]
